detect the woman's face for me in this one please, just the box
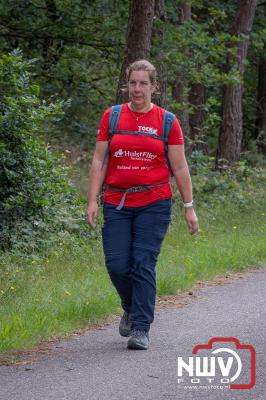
[128,70,155,110]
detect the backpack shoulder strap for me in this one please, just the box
[101,105,123,170]
[162,110,175,142]
[109,104,123,135]
[162,110,175,176]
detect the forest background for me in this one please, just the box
[0,0,265,356]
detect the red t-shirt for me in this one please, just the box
[96,103,184,207]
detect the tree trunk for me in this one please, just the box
[116,0,155,104]
[255,0,266,156]
[188,83,208,155]
[255,50,266,155]
[154,0,166,20]
[154,0,167,108]
[216,0,258,167]
[172,1,191,143]
[42,0,62,67]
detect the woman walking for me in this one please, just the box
[86,59,198,350]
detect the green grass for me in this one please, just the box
[0,198,265,355]
[0,239,120,353]
[157,202,266,294]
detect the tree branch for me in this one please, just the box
[0,31,122,50]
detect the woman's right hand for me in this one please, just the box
[86,201,99,229]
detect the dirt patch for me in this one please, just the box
[0,342,71,367]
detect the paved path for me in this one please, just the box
[1,267,265,400]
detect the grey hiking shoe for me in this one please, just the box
[119,312,132,337]
[127,329,149,350]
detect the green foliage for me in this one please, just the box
[0,1,265,255]
[188,151,266,208]
[0,50,89,251]
[0,0,129,147]
[153,0,242,89]
[0,0,265,156]
[151,2,246,152]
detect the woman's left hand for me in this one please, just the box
[184,207,199,235]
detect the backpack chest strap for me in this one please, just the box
[109,130,165,142]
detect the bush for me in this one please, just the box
[187,151,265,209]
[0,50,89,253]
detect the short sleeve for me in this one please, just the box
[96,108,112,141]
[167,117,184,145]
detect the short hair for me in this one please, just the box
[126,59,158,88]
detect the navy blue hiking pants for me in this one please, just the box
[102,199,172,332]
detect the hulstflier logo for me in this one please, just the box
[113,149,157,161]
[177,337,256,390]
